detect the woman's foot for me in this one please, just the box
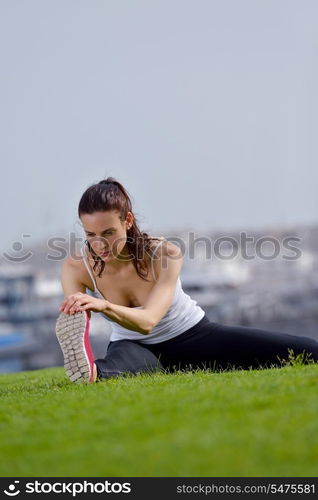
[55,310,97,383]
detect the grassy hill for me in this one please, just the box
[1,358,318,477]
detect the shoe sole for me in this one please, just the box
[55,310,95,383]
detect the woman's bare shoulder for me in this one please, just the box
[147,235,165,252]
[147,235,164,243]
[147,236,181,258]
[61,251,95,291]
[62,251,87,273]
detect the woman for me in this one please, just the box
[55,177,318,383]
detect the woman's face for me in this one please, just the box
[80,210,133,261]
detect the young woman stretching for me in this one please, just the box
[55,177,318,383]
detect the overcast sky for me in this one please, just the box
[1,0,317,255]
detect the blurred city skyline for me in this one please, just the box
[1,0,317,254]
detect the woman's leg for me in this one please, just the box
[146,316,318,372]
[94,339,164,380]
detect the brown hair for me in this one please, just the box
[78,176,162,281]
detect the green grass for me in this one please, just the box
[1,353,318,477]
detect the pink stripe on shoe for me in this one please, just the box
[83,311,95,383]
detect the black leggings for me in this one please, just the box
[94,315,318,380]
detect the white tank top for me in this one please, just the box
[80,239,205,344]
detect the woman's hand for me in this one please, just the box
[59,292,109,316]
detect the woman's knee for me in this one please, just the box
[95,340,164,380]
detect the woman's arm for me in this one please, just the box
[60,257,87,296]
[140,242,183,328]
[100,302,153,335]
[61,296,153,335]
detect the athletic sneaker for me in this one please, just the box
[55,310,96,383]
